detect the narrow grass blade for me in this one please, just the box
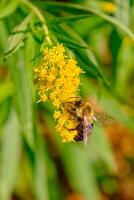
[60,144,101,200]
[33,135,49,200]
[89,125,117,173]
[7,53,34,149]
[0,109,21,200]
[0,81,14,103]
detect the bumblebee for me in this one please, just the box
[63,98,113,145]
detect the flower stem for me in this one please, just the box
[21,0,52,45]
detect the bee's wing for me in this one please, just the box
[83,116,93,146]
[94,111,114,126]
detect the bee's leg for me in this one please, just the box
[62,102,75,111]
[66,120,82,131]
[63,104,77,117]
[67,128,76,131]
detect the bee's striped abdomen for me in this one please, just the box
[74,123,93,142]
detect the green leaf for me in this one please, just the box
[0,99,11,130]
[0,81,14,103]
[37,1,134,41]
[24,34,36,99]
[53,24,109,85]
[7,52,34,149]
[60,144,101,200]
[53,32,89,49]
[89,125,117,173]
[33,135,49,200]
[0,21,9,50]
[100,92,134,131]
[109,28,122,85]
[0,109,21,200]
[36,1,91,15]
[0,0,19,19]
[4,14,33,60]
[49,14,92,24]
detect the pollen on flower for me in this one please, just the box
[33,44,83,142]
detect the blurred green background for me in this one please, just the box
[0,0,134,200]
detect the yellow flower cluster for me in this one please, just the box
[33,44,83,142]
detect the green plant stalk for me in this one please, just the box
[21,0,52,45]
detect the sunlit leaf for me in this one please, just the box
[24,34,36,100]
[0,81,14,103]
[4,14,33,60]
[0,109,21,200]
[100,92,134,130]
[0,21,9,50]
[89,125,117,173]
[33,134,49,200]
[0,99,11,130]
[60,144,101,200]
[7,52,34,149]
[0,0,19,19]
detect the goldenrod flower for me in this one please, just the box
[33,44,83,142]
[101,2,117,13]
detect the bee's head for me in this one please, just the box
[82,104,92,114]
